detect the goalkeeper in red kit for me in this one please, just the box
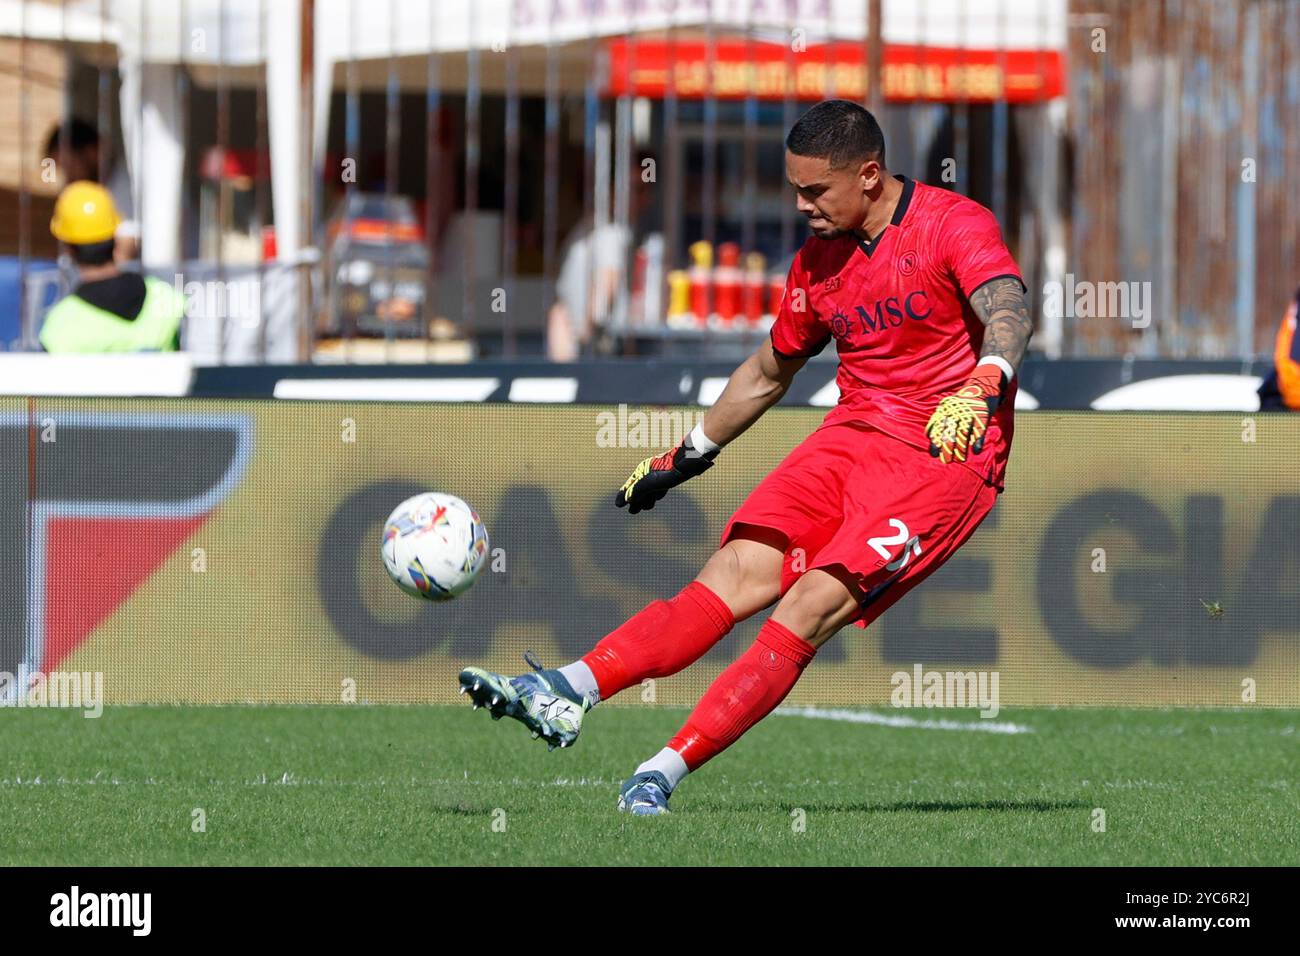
[458,99,1034,814]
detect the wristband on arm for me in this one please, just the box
[689,422,721,457]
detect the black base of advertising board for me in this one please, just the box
[191,356,1276,410]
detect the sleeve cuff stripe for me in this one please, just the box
[970,273,1028,296]
[770,327,830,360]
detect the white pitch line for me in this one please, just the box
[774,706,1034,735]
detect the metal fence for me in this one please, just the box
[0,0,1295,362]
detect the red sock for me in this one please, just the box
[666,618,816,771]
[582,581,735,699]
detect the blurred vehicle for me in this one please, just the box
[320,193,428,339]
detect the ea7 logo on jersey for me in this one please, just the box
[868,518,923,572]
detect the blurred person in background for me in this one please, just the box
[547,151,658,361]
[44,118,140,260]
[39,181,184,354]
[1258,285,1300,411]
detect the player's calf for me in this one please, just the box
[579,579,736,700]
[615,616,818,810]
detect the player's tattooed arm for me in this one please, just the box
[969,276,1034,376]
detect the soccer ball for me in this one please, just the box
[381,492,490,601]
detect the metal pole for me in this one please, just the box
[1236,0,1259,357]
[779,0,795,264]
[664,0,682,276]
[580,5,598,357]
[178,0,191,300]
[702,0,716,251]
[741,0,757,259]
[18,3,30,349]
[385,0,400,363]
[217,0,230,363]
[255,0,270,360]
[503,0,520,357]
[614,3,634,354]
[98,0,112,185]
[298,0,316,362]
[953,0,968,195]
[991,0,1008,225]
[541,0,560,344]
[425,0,443,363]
[343,0,359,360]
[464,1,482,349]
[866,0,883,117]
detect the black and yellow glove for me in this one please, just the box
[615,436,718,514]
[924,364,1006,464]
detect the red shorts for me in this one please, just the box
[720,418,1000,629]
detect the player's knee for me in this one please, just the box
[698,538,782,615]
[772,569,860,642]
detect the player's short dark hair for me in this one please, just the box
[69,238,115,266]
[786,99,886,170]
[44,118,101,159]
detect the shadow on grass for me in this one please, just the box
[427,803,496,816]
[687,799,1089,814]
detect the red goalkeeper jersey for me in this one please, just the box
[770,174,1024,490]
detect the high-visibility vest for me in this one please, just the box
[1273,297,1300,410]
[39,276,183,354]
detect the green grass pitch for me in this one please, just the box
[1,705,1296,866]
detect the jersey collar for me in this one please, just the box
[857,173,915,259]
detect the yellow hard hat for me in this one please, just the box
[50,180,120,245]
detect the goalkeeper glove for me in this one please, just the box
[615,434,718,514]
[924,363,1007,464]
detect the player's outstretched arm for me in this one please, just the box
[699,335,810,446]
[615,338,808,514]
[925,276,1034,463]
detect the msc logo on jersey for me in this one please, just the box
[828,290,933,343]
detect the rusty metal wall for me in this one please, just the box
[1067,0,1300,357]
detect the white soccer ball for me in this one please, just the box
[381,492,490,601]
